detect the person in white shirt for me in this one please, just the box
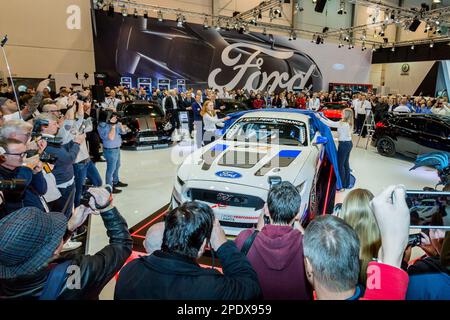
[318,108,354,191]
[102,90,122,110]
[355,94,372,137]
[200,100,230,145]
[393,97,411,114]
[431,100,450,116]
[307,93,321,111]
[218,87,231,99]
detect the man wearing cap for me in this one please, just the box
[0,187,132,300]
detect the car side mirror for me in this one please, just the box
[313,135,328,145]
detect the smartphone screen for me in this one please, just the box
[406,190,450,229]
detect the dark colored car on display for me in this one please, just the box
[215,99,251,118]
[116,101,174,149]
[372,113,450,158]
[319,102,348,121]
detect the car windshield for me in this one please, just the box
[124,104,164,117]
[224,117,308,146]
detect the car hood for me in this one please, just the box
[178,140,312,189]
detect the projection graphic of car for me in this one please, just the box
[171,110,336,235]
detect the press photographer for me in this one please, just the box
[0,138,47,219]
[0,186,133,300]
[34,113,85,218]
[98,111,128,194]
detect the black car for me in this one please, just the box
[116,101,174,149]
[215,98,251,118]
[372,113,450,158]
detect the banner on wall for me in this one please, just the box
[93,10,372,92]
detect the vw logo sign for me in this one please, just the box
[215,171,242,179]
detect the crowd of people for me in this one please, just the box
[0,81,448,300]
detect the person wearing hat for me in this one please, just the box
[0,187,133,300]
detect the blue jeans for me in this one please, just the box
[338,141,353,189]
[73,160,103,207]
[103,148,121,187]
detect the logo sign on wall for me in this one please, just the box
[93,10,371,92]
[401,63,410,75]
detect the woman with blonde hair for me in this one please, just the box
[337,188,381,284]
[318,108,354,191]
[200,100,230,145]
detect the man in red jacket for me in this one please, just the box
[235,181,312,300]
[252,94,265,109]
[303,185,410,300]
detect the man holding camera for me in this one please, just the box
[0,187,133,300]
[0,137,47,218]
[35,113,85,218]
[98,113,128,194]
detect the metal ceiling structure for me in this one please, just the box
[93,0,450,49]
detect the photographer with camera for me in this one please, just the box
[0,187,133,300]
[34,113,84,218]
[0,138,47,219]
[0,79,49,121]
[98,113,128,194]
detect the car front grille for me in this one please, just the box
[189,189,265,210]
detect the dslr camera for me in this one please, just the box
[25,149,58,165]
[0,179,27,191]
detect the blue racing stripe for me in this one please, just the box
[210,144,229,152]
[279,150,301,158]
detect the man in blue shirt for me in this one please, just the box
[98,114,128,194]
[186,94,203,148]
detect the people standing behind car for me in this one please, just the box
[387,96,397,112]
[393,97,412,113]
[336,189,381,285]
[0,187,133,300]
[189,94,203,148]
[162,90,181,135]
[0,138,47,218]
[431,99,450,116]
[280,93,288,108]
[35,113,84,218]
[235,181,312,300]
[355,94,371,137]
[373,96,389,123]
[200,100,230,146]
[318,108,354,191]
[307,93,320,111]
[252,94,265,109]
[102,90,122,111]
[296,92,307,109]
[272,93,282,108]
[97,113,128,194]
[303,185,410,300]
[114,201,261,300]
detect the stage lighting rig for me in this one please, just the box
[157,11,163,22]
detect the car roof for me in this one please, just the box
[392,113,450,124]
[239,111,310,122]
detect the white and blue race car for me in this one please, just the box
[171,110,338,235]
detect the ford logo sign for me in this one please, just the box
[215,171,242,179]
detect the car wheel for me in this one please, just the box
[377,137,396,157]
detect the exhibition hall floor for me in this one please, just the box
[88,136,439,299]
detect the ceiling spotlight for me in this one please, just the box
[338,42,343,48]
[133,8,138,18]
[391,45,395,52]
[203,17,209,29]
[292,31,297,40]
[121,7,128,17]
[436,26,442,34]
[262,27,267,36]
[269,8,274,21]
[157,11,163,22]
[361,42,366,51]
[430,41,434,48]
[143,10,148,19]
[215,24,221,31]
[289,34,293,41]
[274,8,281,16]
[379,25,386,37]
[258,10,262,19]
[311,34,316,43]
[372,45,376,52]
[344,34,350,41]
[411,44,415,50]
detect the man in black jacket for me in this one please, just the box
[114,201,261,300]
[0,187,132,299]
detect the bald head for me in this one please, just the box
[143,222,165,255]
